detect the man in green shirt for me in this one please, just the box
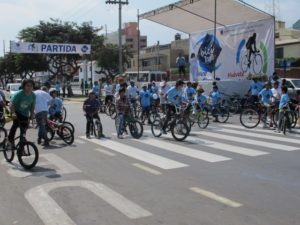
[8,79,36,147]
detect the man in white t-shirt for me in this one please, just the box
[104,79,114,105]
[34,87,54,146]
[127,80,139,104]
[159,80,170,113]
[271,81,282,102]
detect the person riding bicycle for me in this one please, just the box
[159,80,170,113]
[49,88,63,121]
[271,81,282,102]
[83,91,101,139]
[193,87,207,113]
[92,81,100,99]
[248,77,260,104]
[139,83,152,124]
[116,88,130,139]
[246,32,259,67]
[209,85,222,122]
[275,86,291,133]
[7,79,36,149]
[162,79,185,133]
[258,82,274,128]
[184,81,196,103]
[127,81,139,113]
[104,79,114,105]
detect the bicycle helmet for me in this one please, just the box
[49,88,57,94]
[197,87,205,93]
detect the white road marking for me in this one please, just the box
[74,139,86,144]
[132,163,162,175]
[25,180,152,225]
[95,148,116,156]
[215,126,300,145]
[4,153,81,178]
[190,187,243,208]
[79,136,188,169]
[134,136,231,162]
[194,130,298,151]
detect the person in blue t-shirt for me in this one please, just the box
[83,91,101,138]
[275,86,291,133]
[92,81,100,99]
[162,79,185,132]
[139,84,151,124]
[184,81,196,103]
[49,88,63,121]
[248,78,260,103]
[210,85,221,106]
[259,82,274,128]
[193,87,207,112]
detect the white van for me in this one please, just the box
[285,78,300,100]
[5,83,21,99]
[124,71,168,88]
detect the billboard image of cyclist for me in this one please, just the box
[245,33,259,67]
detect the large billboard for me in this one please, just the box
[10,41,91,55]
[189,19,274,81]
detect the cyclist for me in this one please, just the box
[162,79,185,133]
[139,83,151,124]
[271,81,282,102]
[248,77,260,104]
[0,89,8,125]
[83,91,101,139]
[151,81,159,94]
[275,86,291,133]
[116,88,130,139]
[159,80,170,113]
[127,81,139,114]
[7,79,36,149]
[193,87,207,113]
[184,81,196,112]
[246,32,259,67]
[104,79,114,106]
[258,82,273,128]
[92,81,100,99]
[49,88,63,121]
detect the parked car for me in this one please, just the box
[285,79,300,100]
[5,83,21,99]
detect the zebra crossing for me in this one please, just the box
[80,124,300,171]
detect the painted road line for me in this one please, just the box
[132,163,162,175]
[134,136,231,162]
[215,126,300,145]
[194,131,298,151]
[95,148,116,156]
[190,187,243,208]
[79,136,188,169]
[74,139,86,144]
[25,180,152,225]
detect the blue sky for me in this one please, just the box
[0,0,299,56]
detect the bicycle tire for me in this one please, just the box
[197,112,209,129]
[109,104,117,119]
[282,116,287,135]
[228,100,240,114]
[61,106,67,122]
[252,54,263,74]
[240,54,249,72]
[240,108,260,128]
[63,121,75,133]
[46,125,55,141]
[290,111,297,128]
[129,120,143,139]
[151,119,162,137]
[2,129,14,162]
[95,120,103,139]
[217,107,229,123]
[59,126,74,145]
[171,120,189,141]
[17,141,39,170]
[0,127,7,146]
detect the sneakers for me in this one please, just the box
[117,134,124,139]
[37,138,42,145]
[262,124,268,129]
[86,134,91,139]
[274,129,281,133]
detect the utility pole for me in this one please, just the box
[105,0,129,75]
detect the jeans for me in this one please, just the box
[8,112,29,143]
[86,114,100,135]
[36,111,48,142]
[117,113,125,135]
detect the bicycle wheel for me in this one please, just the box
[95,120,103,139]
[289,111,297,128]
[61,106,67,122]
[129,120,143,139]
[1,128,14,162]
[171,120,189,141]
[0,127,7,146]
[252,54,262,74]
[282,116,287,135]
[63,121,75,133]
[240,108,260,128]
[59,126,74,145]
[151,119,162,137]
[17,142,39,170]
[109,104,117,119]
[217,107,229,123]
[197,111,209,129]
[240,54,249,72]
[46,125,55,141]
[228,100,240,114]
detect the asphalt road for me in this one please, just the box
[0,101,300,225]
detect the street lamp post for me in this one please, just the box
[105,0,129,75]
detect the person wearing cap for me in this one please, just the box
[34,86,54,146]
[115,76,126,98]
[159,80,170,113]
[139,83,151,124]
[151,81,159,94]
[193,87,207,113]
[127,81,139,113]
[184,81,196,103]
[49,88,63,121]
[162,79,185,132]
[115,88,130,139]
[104,79,114,106]
[83,91,101,138]
[209,85,221,122]
[259,82,274,128]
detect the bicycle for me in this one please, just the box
[46,119,74,145]
[87,115,103,139]
[188,105,209,129]
[151,104,190,141]
[115,105,143,139]
[1,124,39,170]
[240,50,262,74]
[205,101,229,123]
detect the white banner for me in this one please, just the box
[10,41,91,55]
[189,19,275,81]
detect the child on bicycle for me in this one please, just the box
[116,88,130,139]
[275,86,291,133]
[193,87,207,113]
[139,83,151,124]
[258,82,273,128]
[49,88,63,121]
[83,91,101,138]
[209,85,221,122]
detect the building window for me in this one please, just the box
[126,38,133,42]
[275,47,283,58]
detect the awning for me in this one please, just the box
[139,0,273,34]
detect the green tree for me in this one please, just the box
[0,53,18,87]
